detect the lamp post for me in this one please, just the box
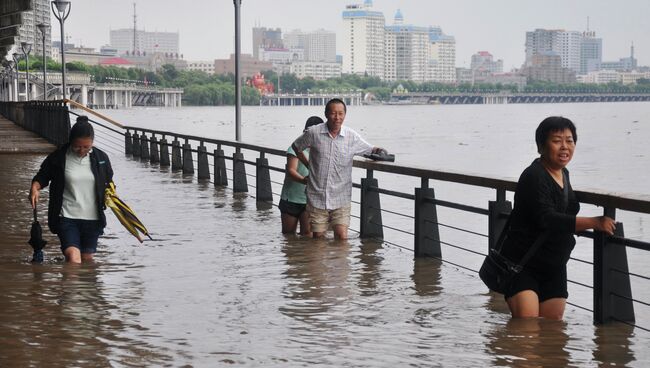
[51,0,71,100]
[21,42,32,101]
[12,54,21,101]
[37,23,49,100]
[233,0,242,142]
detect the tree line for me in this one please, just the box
[13,58,650,105]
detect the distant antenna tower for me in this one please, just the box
[133,2,137,53]
[586,16,590,32]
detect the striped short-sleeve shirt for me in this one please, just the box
[293,122,373,210]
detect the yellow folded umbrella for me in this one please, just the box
[105,182,152,243]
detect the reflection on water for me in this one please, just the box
[486,318,571,367]
[1,152,649,366]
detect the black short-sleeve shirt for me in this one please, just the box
[500,158,580,268]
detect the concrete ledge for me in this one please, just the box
[0,116,55,154]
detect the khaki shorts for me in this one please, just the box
[307,204,351,233]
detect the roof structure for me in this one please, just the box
[100,57,134,66]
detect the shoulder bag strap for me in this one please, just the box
[513,173,568,271]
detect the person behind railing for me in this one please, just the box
[280,116,323,236]
[29,116,114,264]
[500,116,616,320]
[292,98,386,240]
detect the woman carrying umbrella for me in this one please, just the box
[29,116,113,263]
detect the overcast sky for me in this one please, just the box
[58,0,649,70]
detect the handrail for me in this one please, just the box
[124,126,287,157]
[355,160,650,214]
[123,125,650,215]
[64,99,124,129]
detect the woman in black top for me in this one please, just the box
[29,116,113,263]
[501,116,615,320]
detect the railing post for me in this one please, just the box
[159,136,170,167]
[360,170,383,238]
[197,143,210,180]
[124,130,132,155]
[232,149,248,192]
[182,140,194,174]
[140,134,150,160]
[150,134,160,164]
[593,208,635,324]
[214,145,228,186]
[488,189,512,250]
[132,132,141,158]
[414,181,441,258]
[255,152,273,202]
[171,139,182,170]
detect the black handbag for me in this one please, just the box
[479,172,568,294]
[479,218,547,294]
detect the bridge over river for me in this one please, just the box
[0,101,649,366]
[390,92,650,105]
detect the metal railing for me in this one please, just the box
[9,101,650,331]
[0,100,70,146]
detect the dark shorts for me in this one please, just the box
[279,199,306,218]
[504,264,568,302]
[57,217,104,254]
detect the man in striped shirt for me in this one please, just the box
[292,98,385,239]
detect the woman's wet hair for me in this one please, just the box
[304,116,324,131]
[535,116,577,153]
[324,98,347,115]
[69,115,95,142]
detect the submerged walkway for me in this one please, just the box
[0,116,55,153]
[0,149,648,367]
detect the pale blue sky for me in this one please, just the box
[59,0,649,69]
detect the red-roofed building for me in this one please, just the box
[99,57,135,69]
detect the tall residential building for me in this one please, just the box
[383,10,429,82]
[284,29,336,62]
[525,29,581,73]
[16,0,52,57]
[341,0,385,77]
[110,29,179,55]
[428,27,456,83]
[470,51,503,74]
[252,27,283,60]
[580,31,602,74]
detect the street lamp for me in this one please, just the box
[21,42,32,100]
[51,0,71,100]
[233,0,242,142]
[12,54,22,100]
[37,23,50,100]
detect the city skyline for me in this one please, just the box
[54,0,649,69]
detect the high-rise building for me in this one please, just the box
[384,10,429,82]
[284,29,336,62]
[580,31,602,74]
[16,0,52,57]
[428,27,456,83]
[252,27,283,60]
[341,0,385,77]
[110,29,179,55]
[470,51,503,74]
[525,29,581,73]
